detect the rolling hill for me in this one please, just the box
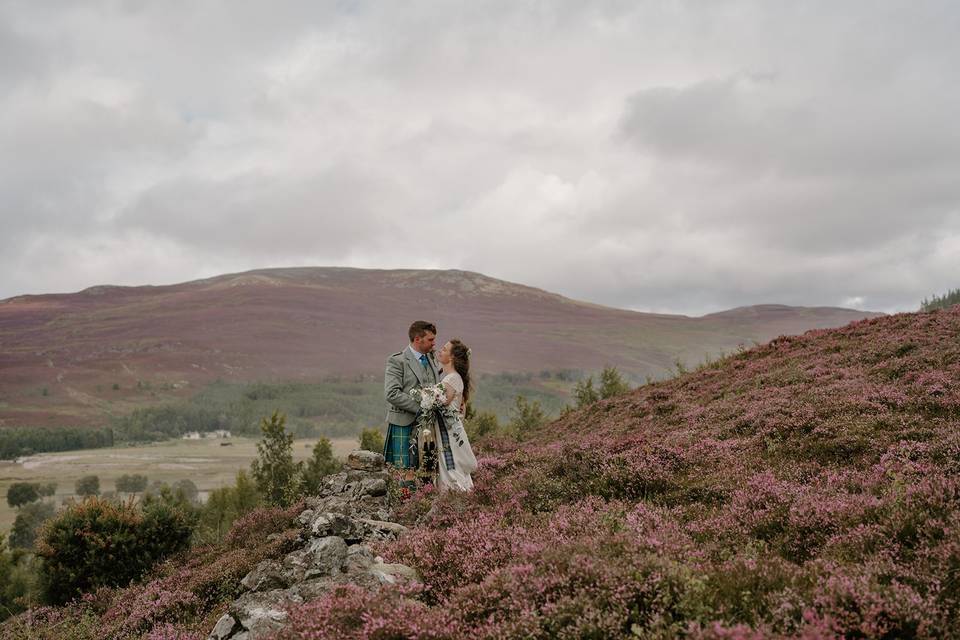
[0,267,880,427]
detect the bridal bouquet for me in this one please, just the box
[408,383,450,481]
[411,383,446,412]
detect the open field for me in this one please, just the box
[0,436,359,533]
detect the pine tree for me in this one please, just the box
[921,288,960,311]
[573,376,600,408]
[302,437,342,494]
[250,411,301,507]
[599,366,631,399]
[507,396,546,440]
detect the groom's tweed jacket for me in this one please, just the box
[384,347,440,426]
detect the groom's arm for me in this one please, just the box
[385,354,420,415]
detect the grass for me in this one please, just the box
[0,436,357,533]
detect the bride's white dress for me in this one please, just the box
[436,371,477,492]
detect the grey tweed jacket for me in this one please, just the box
[384,347,440,426]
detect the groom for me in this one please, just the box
[383,321,440,477]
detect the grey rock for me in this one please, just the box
[284,535,347,581]
[369,560,421,585]
[306,535,348,575]
[310,512,365,542]
[241,560,288,592]
[232,589,301,639]
[347,450,385,471]
[360,477,388,496]
[208,613,239,640]
[345,543,376,572]
[358,518,408,537]
[208,445,407,640]
[292,576,336,600]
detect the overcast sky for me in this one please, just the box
[1,1,958,315]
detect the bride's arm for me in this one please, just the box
[441,381,456,406]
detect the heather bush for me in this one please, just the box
[275,583,456,640]
[15,308,960,638]
[35,497,193,604]
[0,604,100,640]
[223,501,303,550]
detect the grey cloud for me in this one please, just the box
[116,164,410,258]
[1,1,959,316]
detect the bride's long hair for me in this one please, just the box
[449,339,472,404]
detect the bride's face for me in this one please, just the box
[438,341,452,365]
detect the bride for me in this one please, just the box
[434,339,478,492]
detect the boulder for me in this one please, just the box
[369,560,421,585]
[208,613,240,640]
[283,535,347,581]
[345,543,376,572]
[310,511,365,542]
[360,477,388,496]
[347,450,385,471]
[358,518,408,538]
[241,560,288,592]
[231,589,301,639]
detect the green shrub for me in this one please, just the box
[9,501,55,550]
[465,410,500,440]
[302,438,342,495]
[36,497,193,604]
[197,471,260,543]
[599,366,631,399]
[358,428,384,453]
[115,473,148,493]
[75,475,100,497]
[172,479,199,504]
[573,377,600,408]
[6,483,40,508]
[506,396,546,439]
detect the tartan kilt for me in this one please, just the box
[383,422,416,469]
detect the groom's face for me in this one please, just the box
[413,331,436,354]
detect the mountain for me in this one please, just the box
[0,267,881,427]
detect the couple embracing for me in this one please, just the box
[383,321,478,492]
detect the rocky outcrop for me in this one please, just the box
[207,451,418,640]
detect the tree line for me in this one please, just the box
[0,427,113,461]
[921,288,960,311]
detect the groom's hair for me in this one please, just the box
[408,321,437,341]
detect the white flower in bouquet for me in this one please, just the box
[411,383,446,411]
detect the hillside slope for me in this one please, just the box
[0,267,879,427]
[7,307,956,639]
[368,307,960,638]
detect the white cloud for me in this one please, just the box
[1,0,958,315]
